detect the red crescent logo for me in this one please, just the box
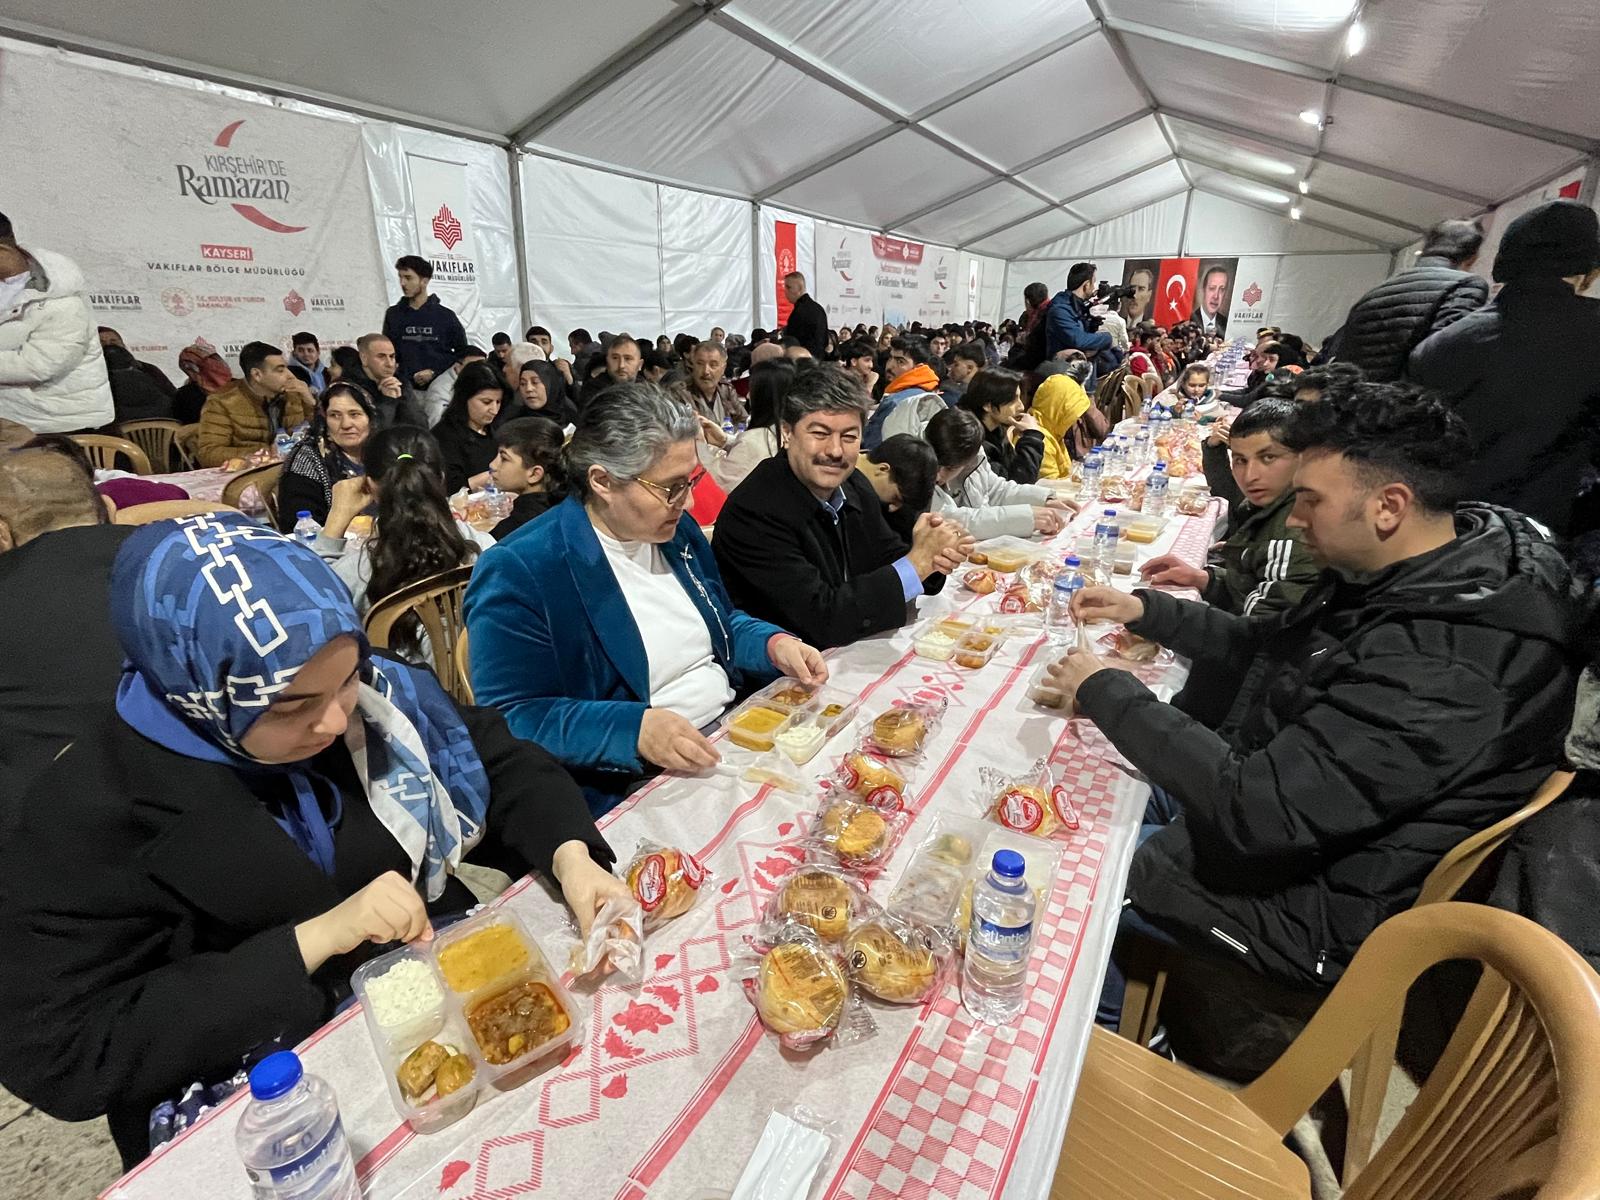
[212,120,307,234]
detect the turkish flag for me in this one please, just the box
[775,221,797,327]
[1154,258,1200,325]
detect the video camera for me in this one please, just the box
[1094,281,1138,305]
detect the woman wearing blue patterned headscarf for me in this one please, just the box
[0,511,627,1169]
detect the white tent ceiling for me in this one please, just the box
[3,0,1596,254]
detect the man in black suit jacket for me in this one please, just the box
[782,272,830,358]
[712,365,974,648]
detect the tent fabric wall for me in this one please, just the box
[1023,195,1187,261]
[660,186,754,339]
[362,125,521,347]
[520,154,664,346]
[1268,253,1391,344]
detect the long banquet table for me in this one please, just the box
[103,487,1223,1200]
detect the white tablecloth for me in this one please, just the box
[103,497,1221,1200]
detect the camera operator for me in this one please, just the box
[1045,263,1123,388]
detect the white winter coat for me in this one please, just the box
[933,456,1052,540]
[0,249,114,433]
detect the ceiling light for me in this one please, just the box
[1290,206,1303,220]
[1298,180,1310,194]
[1299,109,1324,128]
[1346,20,1367,56]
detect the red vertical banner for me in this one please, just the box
[1153,257,1200,325]
[775,220,797,327]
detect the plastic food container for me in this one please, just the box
[1125,516,1166,544]
[429,911,583,1091]
[972,536,1047,574]
[912,623,961,661]
[352,947,481,1133]
[351,910,581,1125]
[724,702,790,752]
[952,631,1000,669]
[888,815,991,926]
[1027,663,1071,711]
[772,709,829,765]
[753,679,824,712]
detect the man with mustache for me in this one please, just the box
[713,365,974,649]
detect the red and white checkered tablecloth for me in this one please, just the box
[103,498,1222,1200]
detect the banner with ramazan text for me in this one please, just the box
[917,246,955,326]
[0,45,387,368]
[774,220,797,328]
[406,154,484,339]
[815,222,880,326]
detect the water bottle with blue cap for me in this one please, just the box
[962,848,1038,1024]
[235,1050,359,1199]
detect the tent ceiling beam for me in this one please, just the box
[881,108,1156,233]
[1191,185,1395,250]
[1178,152,1428,235]
[1105,16,1599,154]
[1159,107,1494,208]
[511,1,724,144]
[0,17,508,144]
[1003,184,1192,260]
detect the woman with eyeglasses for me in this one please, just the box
[464,382,827,815]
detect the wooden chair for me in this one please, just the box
[1054,902,1600,1200]
[174,423,201,470]
[113,500,241,525]
[221,462,283,526]
[117,418,182,472]
[69,433,150,475]
[453,628,474,705]
[363,566,475,705]
[1117,769,1580,1048]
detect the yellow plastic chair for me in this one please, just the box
[70,433,151,475]
[1055,902,1600,1200]
[117,418,182,472]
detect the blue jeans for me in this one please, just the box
[1096,787,1183,1029]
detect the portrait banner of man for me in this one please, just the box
[1119,259,1159,324]
[1193,258,1237,338]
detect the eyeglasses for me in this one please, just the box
[634,466,706,508]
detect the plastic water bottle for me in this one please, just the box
[1078,447,1103,504]
[1094,509,1120,579]
[292,511,320,546]
[235,1051,359,1200]
[482,479,512,522]
[735,419,748,436]
[722,417,736,442]
[1146,462,1170,517]
[1044,555,1086,645]
[962,850,1037,1024]
[274,430,295,460]
[1117,434,1134,469]
[1133,428,1152,469]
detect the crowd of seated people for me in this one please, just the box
[1,199,1598,1172]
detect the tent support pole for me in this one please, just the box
[1177,189,1194,257]
[1580,159,1600,207]
[507,148,533,336]
[750,203,763,331]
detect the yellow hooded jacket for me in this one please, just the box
[1030,374,1092,480]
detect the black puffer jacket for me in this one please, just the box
[1077,505,1592,990]
[1338,254,1489,382]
